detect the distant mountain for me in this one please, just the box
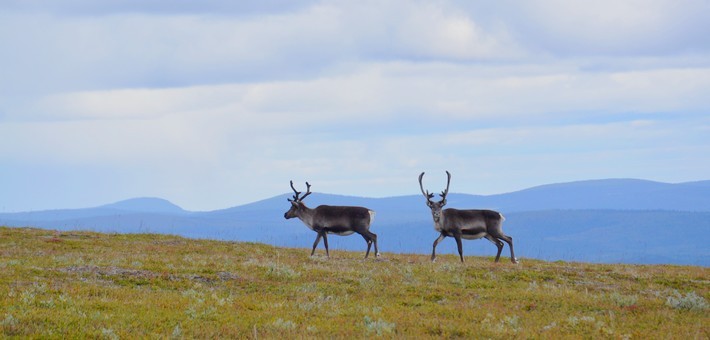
[481,178,710,211]
[99,197,187,214]
[0,197,187,223]
[2,178,708,266]
[504,210,710,265]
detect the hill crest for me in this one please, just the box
[2,178,708,266]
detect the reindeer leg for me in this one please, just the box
[484,234,504,262]
[453,233,465,263]
[362,231,379,259]
[361,233,372,259]
[322,232,330,258]
[492,233,517,264]
[311,233,323,256]
[371,232,380,258]
[501,234,517,263]
[431,233,446,262]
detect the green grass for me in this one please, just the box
[1,226,708,338]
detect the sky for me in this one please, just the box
[1,0,709,212]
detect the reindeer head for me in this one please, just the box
[418,171,451,224]
[284,180,312,219]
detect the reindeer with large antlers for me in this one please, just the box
[284,181,379,258]
[419,171,517,263]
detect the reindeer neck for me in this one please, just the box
[434,217,445,232]
[297,203,317,229]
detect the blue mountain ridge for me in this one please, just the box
[2,179,708,266]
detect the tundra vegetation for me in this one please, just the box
[1,227,708,338]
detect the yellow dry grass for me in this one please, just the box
[1,227,708,338]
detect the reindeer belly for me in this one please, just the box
[461,225,487,240]
[324,225,356,236]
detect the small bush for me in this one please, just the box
[610,292,638,307]
[1,314,20,336]
[666,291,708,311]
[482,313,521,334]
[271,318,297,330]
[567,315,595,326]
[266,263,300,279]
[364,316,395,336]
[170,325,182,339]
[101,328,119,340]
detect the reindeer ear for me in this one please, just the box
[440,199,447,206]
[426,201,434,208]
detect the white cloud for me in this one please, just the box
[4,61,708,166]
[504,0,710,55]
[1,1,709,211]
[388,2,524,60]
[0,116,222,166]
[29,85,248,121]
[0,0,533,97]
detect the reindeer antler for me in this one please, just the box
[439,171,451,202]
[418,172,435,203]
[301,182,312,201]
[288,180,312,202]
[288,180,300,201]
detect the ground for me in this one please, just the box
[1,227,708,338]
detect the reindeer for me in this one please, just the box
[284,181,379,258]
[419,171,517,263]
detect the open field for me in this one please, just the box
[1,226,708,338]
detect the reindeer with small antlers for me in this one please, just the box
[419,171,517,263]
[284,181,379,258]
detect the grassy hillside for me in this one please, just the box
[1,227,707,338]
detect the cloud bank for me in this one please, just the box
[1,0,708,211]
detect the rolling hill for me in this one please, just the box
[2,227,707,338]
[1,179,708,266]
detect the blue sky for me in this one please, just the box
[1,0,709,212]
